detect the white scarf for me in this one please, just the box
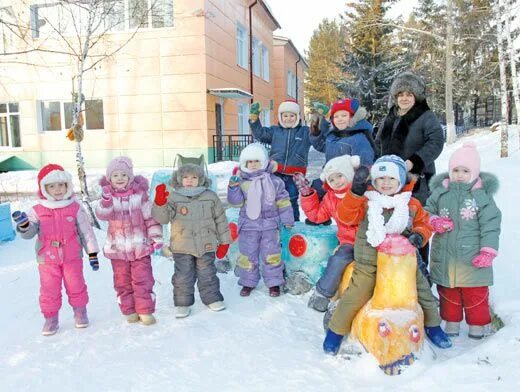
[365,190,411,247]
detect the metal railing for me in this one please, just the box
[212,134,270,162]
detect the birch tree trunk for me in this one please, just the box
[495,0,510,158]
[505,0,520,126]
[445,0,456,144]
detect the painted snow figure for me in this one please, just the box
[96,157,163,325]
[294,154,360,311]
[152,161,231,318]
[426,142,501,339]
[227,143,294,297]
[249,99,312,221]
[12,164,99,336]
[323,155,452,365]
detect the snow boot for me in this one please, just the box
[444,321,460,337]
[73,307,89,328]
[468,324,490,339]
[269,286,281,297]
[425,326,452,348]
[323,329,344,356]
[304,218,332,226]
[308,290,330,312]
[139,314,156,326]
[175,306,191,318]
[240,286,254,297]
[207,301,226,312]
[42,316,59,336]
[126,313,139,323]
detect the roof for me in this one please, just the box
[273,35,309,69]
[258,1,281,30]
[0,155,35,172]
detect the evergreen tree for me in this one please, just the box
[304,19,346,108]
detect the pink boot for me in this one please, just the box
[73,307,89,328]
[42,316,59,336]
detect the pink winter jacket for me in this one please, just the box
[95,175,163,261]
[19,198,99,264]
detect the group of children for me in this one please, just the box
[12,96,501,364]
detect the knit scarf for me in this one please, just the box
[175,186,206,197]
[365,190,411,247]
[246,172,276,220]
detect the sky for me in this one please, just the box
[266,0,417,55]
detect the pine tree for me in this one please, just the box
[304,19,346,107]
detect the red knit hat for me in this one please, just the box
[330,98,360,122]
[37,163,73,200]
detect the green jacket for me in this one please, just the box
[425,172,501,288]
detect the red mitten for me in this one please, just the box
[154,184,169,206]
[216,244,230,259]
[430,216,454,233]
[471,248,497,268]
[293,172,313,197]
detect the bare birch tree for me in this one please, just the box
[504,0,520,126]
[445,0,456,144]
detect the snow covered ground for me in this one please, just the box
[1,128,520,391]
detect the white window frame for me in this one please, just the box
[37,99,105,133]
[261,45,270,81]
[0,102,21,149]
[236,23,248,69]
[237,103,250,135]
[261,108,270,127]
[287,70,297,98]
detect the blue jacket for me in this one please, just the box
[310,110,375,166]
[250,119,312,175]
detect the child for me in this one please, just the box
[426,142,501,339]
[294,155,360,312]
[12,164,99,336]
[95,157,163,325]
[152,162,231,318]
[322,155,452,355]
[249,99,312,221]
[227,143,294,297]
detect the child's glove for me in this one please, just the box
[472,248,497,268]
[154,184,169,206]
[430,216,454,233]
[12,211,29,230]
[150,240,163,251]
[312,102,330,117]
[228,175,241,188]
[351,166,370,196]
[309,113,322,136]
[100,185,113,207]
[407,233,424,249]
[216,244,230,259]
[293,172,313,196]
[88,253,99,271]
[249,102,262,122]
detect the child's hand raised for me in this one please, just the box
[12,211,29,229]
[351,166,370,196]
[228,175,241,188]
[154,184,169,206]
[250,102,262,122]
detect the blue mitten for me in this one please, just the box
[88,253,99,271]
[12,211,29,229]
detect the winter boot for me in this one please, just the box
[126,313,139,323]
[207,301,226,312]
[468,325,486,339]
[139,314,156,326]
[175,306,191,318]
[425,326,452,348]
[323,329,344,356]
[304,218,332,226]
[73,307,89,328]
[444,321,460,337]
[42,316,59,336]
[269,286,281,297]
[240,286,254,297]
[307,290,330,312]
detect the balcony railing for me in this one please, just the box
[212,134,270,162]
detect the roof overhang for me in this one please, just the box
[0,155,35,172]
[208,88,253,100]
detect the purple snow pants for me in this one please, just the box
[111,256,155,315]
[237,229,284,288]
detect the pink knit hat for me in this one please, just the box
[449,142,480,182]
[106,156,135,183]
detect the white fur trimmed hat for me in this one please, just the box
[278,99,300,128]
[390,71,426,102]
[320,155,361,185]
[37,163,73,201]
[239,143,269,172]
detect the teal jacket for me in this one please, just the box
[425,172,501,288]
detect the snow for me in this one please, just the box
[1,128,520,391]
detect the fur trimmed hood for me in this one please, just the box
[429,171,499,195]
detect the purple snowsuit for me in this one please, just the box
[227,163,294,288]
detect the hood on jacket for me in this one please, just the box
[429,171,499,195]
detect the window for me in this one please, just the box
[237,103,250,135]
[261,45,269,81]
[0,103,21,148]
[252,38,261,76]
[251,38,270,81]
[261,109,270,127]
[287,70,297,98]
[30,0,174,38]
[236,23,248,69]
[0,6,16,54]
[38,100,104,132]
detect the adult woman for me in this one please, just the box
[375,71,445,264]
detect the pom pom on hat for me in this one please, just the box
[449,141,481,182]
[370,155,407,192]
[320,155,361,185]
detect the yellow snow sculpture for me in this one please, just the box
[338,234,424,375]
